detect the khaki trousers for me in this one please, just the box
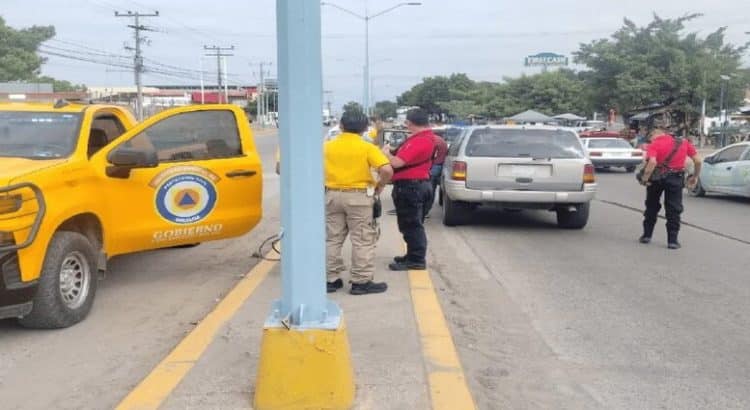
[326,190,378,284]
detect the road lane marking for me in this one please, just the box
[116,256,277,410]
[409,268,477,410]
[597,199,750,245]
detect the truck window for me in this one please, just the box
[119,110,243,162]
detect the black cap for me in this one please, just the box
[406,108,429,126]
[340,110,369,134]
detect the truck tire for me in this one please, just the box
[19,231,98,329]
[556,203,590,229]
[442,195,469,226]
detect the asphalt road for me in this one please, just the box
[0,128,281,410]
[427,169,750,409]
[3,133,750,409]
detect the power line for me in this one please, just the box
[115,10,160,120]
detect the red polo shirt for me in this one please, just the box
[432,134,448,165]
[646,134,697,170]
[392,130,436,181]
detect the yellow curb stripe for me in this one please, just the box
[116,257,277,410]
[409,269,477,410]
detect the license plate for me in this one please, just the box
[498,164,552,177]
[603,152,625,158]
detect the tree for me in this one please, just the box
[0,16,55,82]
[36,76,86,92]
[342,101,364,114]
[574,14,749,121]
[0,17,87,90]
[373,100,398,119]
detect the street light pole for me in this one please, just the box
[322,2,421,116]
[254,2,354,408]
[719,74,730,148]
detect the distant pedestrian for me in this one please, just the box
[383,108,436,270]
[325,110,394,295]
[638,118,702,249]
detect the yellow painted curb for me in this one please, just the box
[409,269,477,410]
[116,257,276,410]
[254,320,355,410]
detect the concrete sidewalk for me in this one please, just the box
[156,200,434,409]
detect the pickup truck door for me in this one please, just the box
[92,105,262,256]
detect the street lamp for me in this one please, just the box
[322,1,421,115]
[719,74,731,147]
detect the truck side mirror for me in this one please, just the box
[106,148,158,178]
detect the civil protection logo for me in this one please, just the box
[155,174,217,224]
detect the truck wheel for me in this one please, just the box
[442,195,469,226]
[556,203,590,229]
[19,231,98,329]
[625,166,637,173]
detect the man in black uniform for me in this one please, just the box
[639,119,702,249]
[382,109,436,270]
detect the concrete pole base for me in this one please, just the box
[253,321,355,409]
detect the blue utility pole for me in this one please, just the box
[254,2,353,408]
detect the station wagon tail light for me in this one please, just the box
[632,151,643,156]
[0,194,22,214]
[583,164,596,184]
[589,151,602,157]
[452,161,467,181]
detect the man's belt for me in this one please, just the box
[393,179,429,185]
[325,187,368,193]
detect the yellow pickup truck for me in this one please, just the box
[0,101,262,328]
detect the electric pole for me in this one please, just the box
[204,45,234,103]
[115,10,159,121]
[252,62,272,126]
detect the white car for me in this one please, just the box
[690,142,750,198]
[581,137,643,172]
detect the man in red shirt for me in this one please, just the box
[382,108,436,270]
[639,120,702,249]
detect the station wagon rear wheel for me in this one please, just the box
[19,231,98,329]
[556,203,590,229]
[442,195,470,226]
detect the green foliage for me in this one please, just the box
[574,14,749,118]
[35,76,86,92]
[396,14,748,124]
[342,101,364,114]
[0,17,87,90]
[0,16,55,82]
[373,100,398,119]
[398,71,590,120]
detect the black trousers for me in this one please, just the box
[392,180,433,265]
[642,173,684,242]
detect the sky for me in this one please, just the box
[2,0,749,111]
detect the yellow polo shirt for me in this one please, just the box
[324,132,389,189]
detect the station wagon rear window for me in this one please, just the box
[0,111,82,159]
[465,129,584,159]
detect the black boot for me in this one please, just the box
[668,232,680,250]
[327,278,344,293]
[350,281,388,295]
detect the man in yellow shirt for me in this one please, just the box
[325,110,393,295]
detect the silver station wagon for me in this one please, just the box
[440,125,597,228]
